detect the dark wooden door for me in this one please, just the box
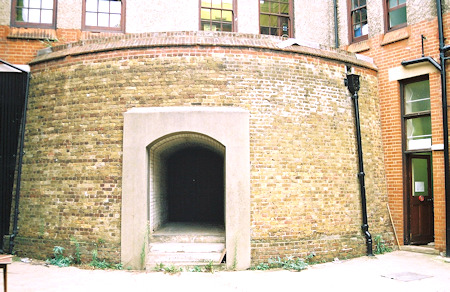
[167,147,224,223]
[409,155,434,244]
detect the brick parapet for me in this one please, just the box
[29,31,377,71]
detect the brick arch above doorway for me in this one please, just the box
[121,107,250,270]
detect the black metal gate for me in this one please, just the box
[0,63,29,252]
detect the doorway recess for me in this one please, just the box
[121,107,250,270]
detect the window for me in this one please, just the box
[200,0,234,32]
[11,0,57,28]
[402,77,431,151]
[385,0,407,31]
[259,0,292,37]
[348,0,368,43]
[82,0,125,32]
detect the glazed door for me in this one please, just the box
[408,155,434,244]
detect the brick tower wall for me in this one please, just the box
[15,32,393,265]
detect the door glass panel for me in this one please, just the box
[406,116,432,150]
[404,80,430,114]
[412,158,428,196]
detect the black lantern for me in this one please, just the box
[345,74,360,95]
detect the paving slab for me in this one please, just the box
[2,251,450,292]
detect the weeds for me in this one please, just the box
[70,237,82,265]
[374,235,392,255]
[252,256,308,272]
[204,261,215,273]
[153,263,183,274]
[46,238,122,270]
[46,246,72,267]
[189,265,203,272]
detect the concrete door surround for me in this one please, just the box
[121,107,250,270]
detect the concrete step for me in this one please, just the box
[148,252,224,263]
[150,234,225,243]
[401,245,440,255]
[147,242,226,269]
[149,242,225,253]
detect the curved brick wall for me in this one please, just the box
[17,32,393,264]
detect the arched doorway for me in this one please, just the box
[148,132,226,232]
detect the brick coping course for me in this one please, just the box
[30,31,377,70]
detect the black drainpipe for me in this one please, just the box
[334,0,339,48]
[345,73,373,256]
[0,59,30,254]
[437,0,450,257]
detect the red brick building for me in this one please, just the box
[346,0,449,254]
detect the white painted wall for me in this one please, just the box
[126,0,199,33]
[236,0,259,34]
[0,0,11,26]
[294,0,334,47]
[57,0,83,29]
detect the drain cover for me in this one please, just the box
[382,272,432,282]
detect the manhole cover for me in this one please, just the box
[382,272,432,282]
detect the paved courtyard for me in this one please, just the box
[3,251,450,292]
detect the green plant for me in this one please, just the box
[153,263,183,274]
[253,262,270,270]
[270,256,308,271]
[88,249,122,269]
[46,246,72,267]
[252,256,308,272]
[70,237,82,264]
[374,235,392,254]
[204,260,215,273]
[114,263,124,270]
[90,249,108,269]
[153,263,166,272]
[189,265,203,272]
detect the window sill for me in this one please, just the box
[381,26,410,46]
[7,27,57,41]
[347,39,370,53]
